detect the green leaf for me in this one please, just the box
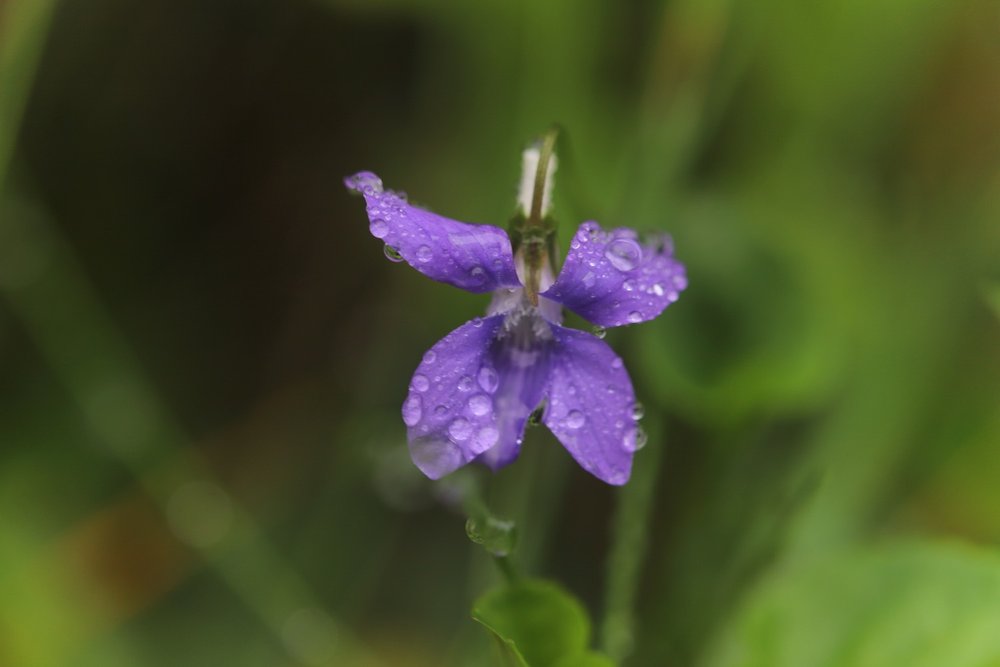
[704,542,1000,667]
[473,579,592,667]
[552,651,617,667]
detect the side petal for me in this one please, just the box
[345,172,522,293]
[541,221,687,327]
[403,315,508,480]
[543,325,641,485]
[475,314,553,471]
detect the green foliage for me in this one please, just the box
[473,580,614,667]
[705,542,1000,667]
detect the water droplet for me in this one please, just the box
[627,311,643,323]
[469,394,492,416]
[630,402,645,420]
[346,172,383,194]
[623,279,636,292]
[582,271,596,288]
[434,404,448,417]
[448,418,472,442]
[458,375,474,392]
[469,266,486,282]
[667,290,679,302]
[423,350,437,364]
[416,245,433,263]
[651,283,665,296]
[611,358,623,370]
[383,245,404,262]
[471,317,483,328]
[474,426,500,450]
[605,238,642,272]
[410,435,461,477]
[592,326,607,339]
[411,374,429,392]
[402,395,422,426]
[478,366,499,393]
[623,426,647,452]
[369,218,389,239]
[672,274,688,290]
[566,410,585,429]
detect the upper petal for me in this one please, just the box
[345,172,522,293]
[542,324,641,485]
[403,315,509,480]
[541,221,687,327]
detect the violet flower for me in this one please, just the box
[345,137,686,485]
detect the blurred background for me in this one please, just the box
[1,0,998,665]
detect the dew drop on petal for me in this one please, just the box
[477,366,499,393]
[468,394,492,416]
[651,283,665,296]
[369,219,389,239]
[434,404,448,417]
[627,311,643,323]
[474,426,500,450]
[623,279,636,292]
[623,426,647,452]
[605,238,642,272]
[383,245,404,263]
[566,410,585,429]
[673,274,688,290]
[582,271,596,288]
[416,245,433,263]
[592,326,607,340]
[448,418,472,442]
[411,374,429,392]
[423,350,437,364]
[402,395,422,427]
[611,358,623,370]
[630,402,645,420]
[471,317,483,328]
[458,375,474,392]
[469,266,486,283]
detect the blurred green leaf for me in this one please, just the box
[473,579,609,667]
[552,652,617,667]
[704,542,1000,667]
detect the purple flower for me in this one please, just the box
[344,143,686,485]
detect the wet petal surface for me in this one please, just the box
[475,309,554,471]
[543,325,640,485]
[541,221,687,327]
[403,316,508,479]
[345,171,521,293]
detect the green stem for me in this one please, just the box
[600,415,664,660]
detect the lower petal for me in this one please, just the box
[475,313,554,471]
[403,315,507,479]
[543,325,640,485]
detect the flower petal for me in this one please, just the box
[542,325,640,485]
[541,221,687,327]
[403,315,509,480]
[475,313,553,471]
[345,171,522,293]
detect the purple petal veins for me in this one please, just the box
[542,221,687,327]
[345,171,522,293]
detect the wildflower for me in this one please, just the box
[344,135,686,485]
